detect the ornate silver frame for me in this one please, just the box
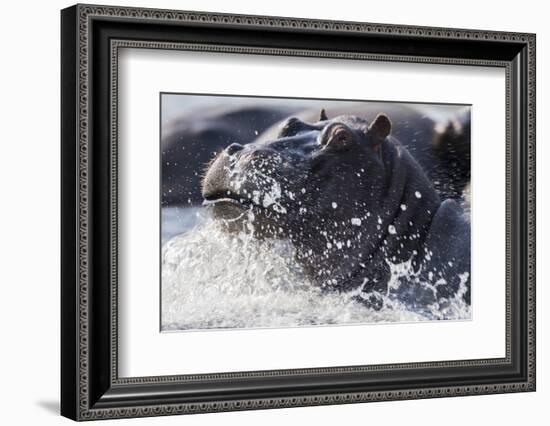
[61,4,536,421]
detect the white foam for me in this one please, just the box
[161,212,471,331]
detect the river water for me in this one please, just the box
[161,206,471,331]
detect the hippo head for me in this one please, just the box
[202,110,441,291]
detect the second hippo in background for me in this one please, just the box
[431,109,471,199]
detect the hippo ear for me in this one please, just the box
[319,109,328,121]
[368,113,392,143]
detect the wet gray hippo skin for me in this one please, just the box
[162,105,299,205]
[257,104,471,201]
[164,104,470,206]
[202,111,470,310]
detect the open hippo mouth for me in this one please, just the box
[202,189,253,208]
[201,190,252,221]
[201,187,264,229]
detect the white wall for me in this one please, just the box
[0,0,546,424]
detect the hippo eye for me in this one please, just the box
[322,124,354,151]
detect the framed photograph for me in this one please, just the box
[61,4,536,421]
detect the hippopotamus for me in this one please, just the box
[201,110,470,311]
[257,103,471,201]
[161,104,301,206]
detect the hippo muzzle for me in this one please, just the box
[201,120,326,234]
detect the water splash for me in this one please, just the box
[161,211,470,331]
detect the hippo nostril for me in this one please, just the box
[226,143,244,155]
